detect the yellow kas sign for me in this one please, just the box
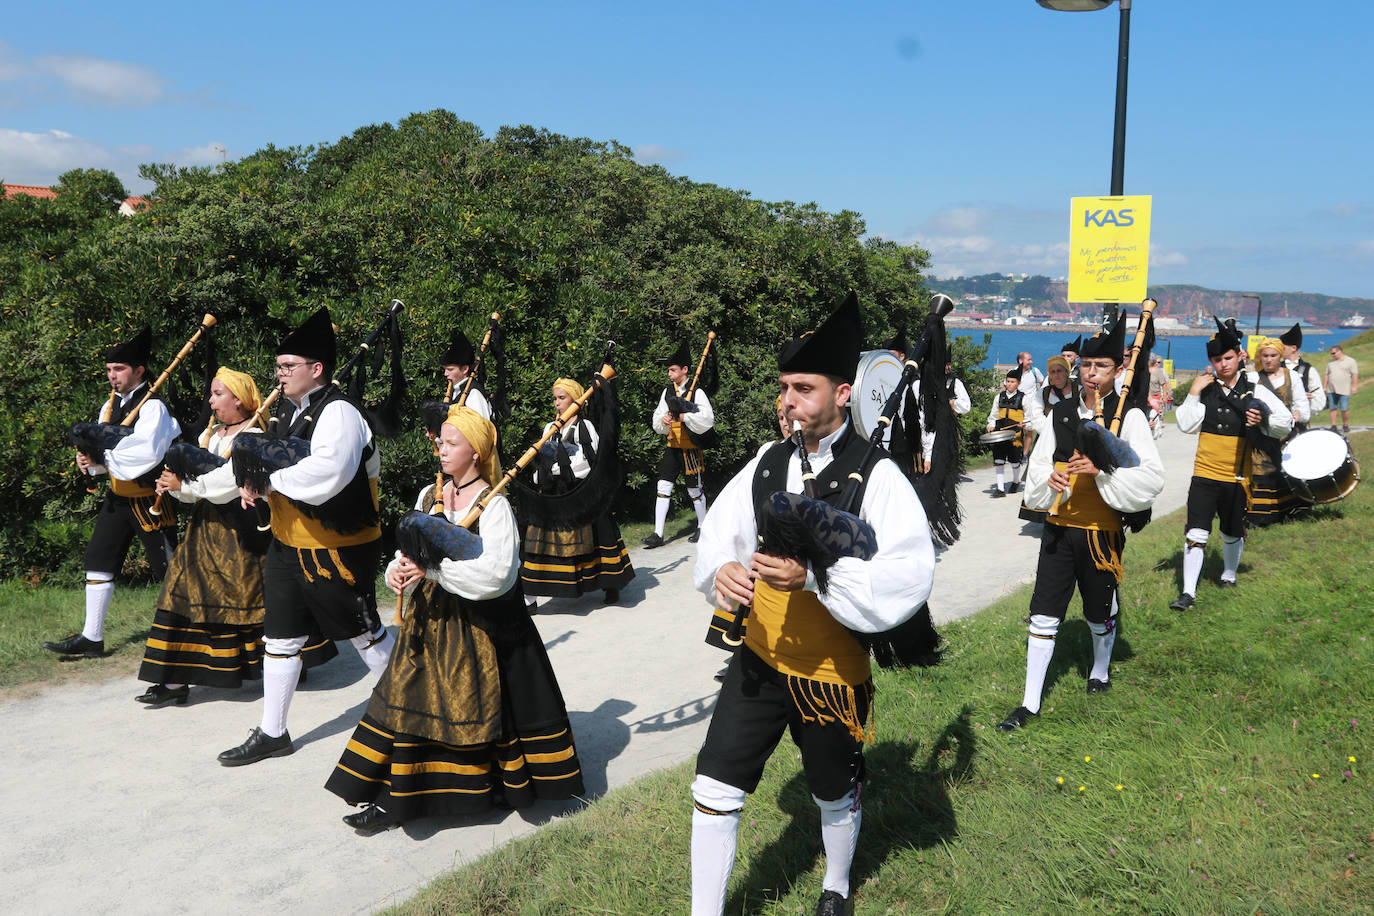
[1068,195,1152,303]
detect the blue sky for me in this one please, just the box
[2,1,1370,298]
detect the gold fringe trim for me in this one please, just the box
[129,495,175,533]
[683,447,705,477]
[1085,528,1126,584]
[329,548,356,585]
[296,548,315,583]
[787,675,874,744]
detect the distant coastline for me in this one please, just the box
[946,321,1340,338]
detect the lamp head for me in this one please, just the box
[1037,0,1113,10]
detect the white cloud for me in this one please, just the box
[31,53,166,107]
[632,143,686,166]
[1150,249,1189,268]
[0,127,230,192]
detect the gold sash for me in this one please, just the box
[268,478,381,549]
[744,579,870,687]
[1195,432,1248,483]
[1047,462,1122,532]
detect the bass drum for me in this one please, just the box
[849,349,904,439]
[1281,429,1361,504]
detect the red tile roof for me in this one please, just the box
[3,183,58,200]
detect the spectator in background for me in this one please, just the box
[1147,354,1172,414]
[1325,345,1359,435]
[1017,352,1046,390]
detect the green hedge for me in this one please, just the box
[0,110,955,579]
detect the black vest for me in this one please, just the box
[997,390,1026,412]
[275,384,378,533]
[1199,377,1256,438]
[750,423,878,531]
[1048,392,1133,462]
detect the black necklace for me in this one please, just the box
[453,474,484,492]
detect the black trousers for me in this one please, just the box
[83,493,175,578]
[656,448,701,489]
[1027,524,1120,623]
[263,539,382,641]
[696,645,870,802]
[1185,477,1246,539]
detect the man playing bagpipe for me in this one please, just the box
[516,376,634,606]
[645,341,716,548]
[996,310,1165,732]
[46,328,179,659]
[1170,317,1292,610]
[326,406,583,835]
[689,292,935,916]
[439,328,491,420]
[220,307,395,766]
[1280,322,1325,431]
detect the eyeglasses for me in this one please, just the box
[276,360,313,374]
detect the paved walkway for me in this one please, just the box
[2,426,1203,915]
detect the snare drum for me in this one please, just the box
[1281,429,1361,504]
[850,349,904,438]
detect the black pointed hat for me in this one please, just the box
[663,341,692,369]
[1279,322,1302,349]
[277,307,336,366]
[778,290,863,383]
[1005,366,1023,381]
[440,329,475,366]
[104,326,151,367]
[1206,315,1242,357]
[882,328,909,355]
[1080,308,1127,364]
[1061,335,1082,355]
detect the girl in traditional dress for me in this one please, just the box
[518,378,633,605]
[1246,338,1311,526]
[1019,356,1080,524]
[138,368,336,707]
[326,406,584,835]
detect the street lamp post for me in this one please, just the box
[1038,0,1133,325]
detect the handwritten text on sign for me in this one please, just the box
[1068,195,1152,303]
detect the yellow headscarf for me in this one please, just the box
[553,377,585,403]
[443,405,502,487]
[1046,355,1070,375]
[214,366,262,414]
[1256,337,1285,357]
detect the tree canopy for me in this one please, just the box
[0,110,956,578]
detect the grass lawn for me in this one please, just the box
[395,432,1374,915]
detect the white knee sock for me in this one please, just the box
[688,486,707,525]
[1182,528,1209,596]
[995,463,1006,490]
[261,635,307,738]
[351,627,394,678]
[691,775,745,916]
[653,482,672,536]
[1221,535,1244,582]
[816,790,862,899]
[82,572,115,642]
[1010,461,1023,485]
[1022,614,1059,713]
[1089,603,1118,682]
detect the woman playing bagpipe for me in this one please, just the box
[325,405,584,835]
[516,375,634,606]
[135,368,337,707]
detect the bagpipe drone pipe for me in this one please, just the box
[338,299,408,438]
[420,312,509,438]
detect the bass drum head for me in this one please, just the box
[849,349,904,438]
[1281,429,1361,504]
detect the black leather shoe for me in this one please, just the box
[1216,578,1237,589]
[137,684,189,707]
[42,633,104,657]
[1086,678,1111,695]
[815,889,852,915]
[1169,592,1195,610]
[342,804,402,836]
[688,528,701,543]
[218,727,294,767]
[1008,482,1020,494]
[604,589,619,604]
[642,533,665,549]
[991,488,1007,499]
[996,706,1037,732]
